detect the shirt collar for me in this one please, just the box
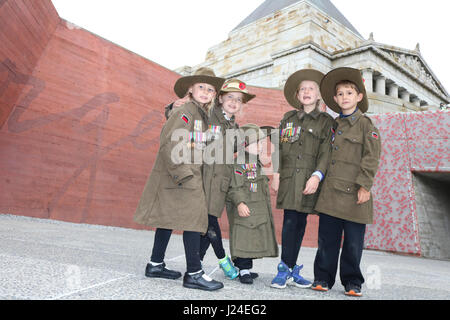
[306,108,320,119]
[215,105,235,124]
[222,110,231,121]
[339,108,362,126]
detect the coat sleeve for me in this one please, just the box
[314,115,335,176]
[159,109,194,185]
[227,165,249,206]
[355,121,382,191]
[164,102,174,120]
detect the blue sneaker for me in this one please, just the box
[271,261,292,289]
[289,265,312,288]
[219,256,239,280]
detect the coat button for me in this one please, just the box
[331,160,336,165]
[347,188,351,192]
[334,146,339,150]
[338,131,342,135]
[298,154,302,160]
[296,169,300,173]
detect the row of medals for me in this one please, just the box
[242,164,258,193]
[187,121,222,150]
[281,123,301,143]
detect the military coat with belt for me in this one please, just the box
[276,108,335,213]
[202,105,239,218]
[133,101,210,233]
[314,109,381,225]
[226,153,279,260]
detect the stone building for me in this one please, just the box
[178,0,450,114]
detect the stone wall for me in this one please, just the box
[413,173,450,260]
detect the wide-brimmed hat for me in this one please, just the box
[284,69,324,109]
[320,67,369,113]
[241,124,271,146]
[174,67,225,98]
[220,78,256,103]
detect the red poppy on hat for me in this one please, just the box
[239,83,246,90]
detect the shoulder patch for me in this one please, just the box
[181,114,190,125]
[371,132,379,140]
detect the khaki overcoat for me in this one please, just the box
[226,154,279,259]
[202,106,239,218]
[276,109,335,213]
[314,109,382,225]
[133,101,209,233]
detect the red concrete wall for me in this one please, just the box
[0,0,59,128]
[0,0,179,229]
[1,0,449,256]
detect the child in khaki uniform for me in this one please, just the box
[312,67,382,297]
[226,124,279,284]
[164,79,256,280]
[270,69,335,289]
[199,79,256,280]
[134,68,225,291]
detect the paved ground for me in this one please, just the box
[0,214,449,301]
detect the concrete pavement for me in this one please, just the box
[0,214,449,300]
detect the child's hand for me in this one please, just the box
[357,187,371,205]
[303,175,320,195]
[237,203,251,218]
[173,94,191,108]
[271,173,280,192]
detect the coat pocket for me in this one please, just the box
[344,134,363,144]
[277,168,294,203]
[332,179,358,195]
[233,215,268,253]
[341,134,363,164]
[163,174,199,190]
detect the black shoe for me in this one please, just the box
[183,271,224,291]
[145,263,182,280]
[345,284,362,297]
[311,280,329,292]
[250,272,259,279]
[239,273,254,285]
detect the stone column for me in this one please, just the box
[388,83,399,98]
[412,97,421,107]
[400,91,410,103]
[374,75,386,95]
[362,69,373,92]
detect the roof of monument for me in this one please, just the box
[233,0,362,37]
